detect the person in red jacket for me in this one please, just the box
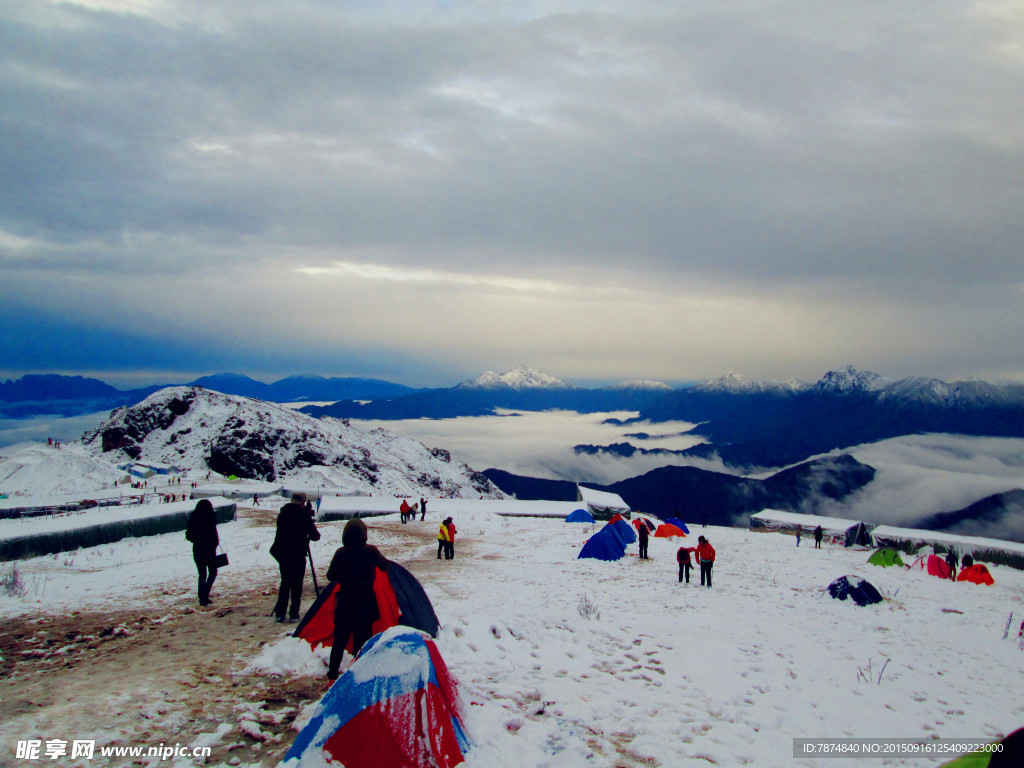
[696,535,716,588]
[676,544,696,583]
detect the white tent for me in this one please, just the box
[576,485,630,519]
[749,509,873,547]
[870,525,1024,570]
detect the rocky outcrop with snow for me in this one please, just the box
[80,387,505,498]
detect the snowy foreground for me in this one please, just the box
[2,500,1023,768]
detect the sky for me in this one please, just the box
[2,0,1024,389]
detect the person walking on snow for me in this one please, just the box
[270,492,321,622]
[325,519,389,680]
[186,498,219,606]
[420,497,427,521]
[696,535,716,588]
[437,519,451,559]
[676,544,696,583]
[637,522,649,559]
[814,525,823,549]
[400,499,411,524]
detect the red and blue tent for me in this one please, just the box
[294,561,440,652]
[284,627,470,767]
[654,523,687,539]
[665,517,690,534]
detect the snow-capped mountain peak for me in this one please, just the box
[79,386,504,498]
[605,379,674,391]
[695,372,804,394]
[456,365,576,391]
[815,366,888,394]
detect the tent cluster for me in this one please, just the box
[867,548,997,586]
[286,561,469,767]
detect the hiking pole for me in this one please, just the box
[307,543,321,596]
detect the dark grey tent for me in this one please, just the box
[826,576,883,606]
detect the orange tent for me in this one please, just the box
[653,523,686,538]
[957,563,995,586]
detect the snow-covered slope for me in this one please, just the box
[455,364,577,391]
[79,387,504,498]
[0,443,124,498]
[1,507,1022,767]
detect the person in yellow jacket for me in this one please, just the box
[437,519,451,560]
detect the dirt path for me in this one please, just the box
[0,514,466,767]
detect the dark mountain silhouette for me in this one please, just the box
[919,488,1024,543]
[0,372,417,417]
[485,453,876,524]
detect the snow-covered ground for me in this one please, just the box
[2,497,1023,767]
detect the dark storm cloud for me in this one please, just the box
[1,0,1022,384]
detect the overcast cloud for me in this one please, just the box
[2,0,1023,387]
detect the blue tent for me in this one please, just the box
[666,517,690,534]
[826,576,883,606]
[578,524,627,561]
[566,508,595,523]
[608,519,637,546]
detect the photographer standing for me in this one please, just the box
[270,492,320,622]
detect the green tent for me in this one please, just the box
[867,548,905,567]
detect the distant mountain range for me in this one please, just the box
[636,366,1024,468]
[0,372,417,417]
[6,365,1024,473]
[301,364,677,419]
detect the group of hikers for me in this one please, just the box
[400,498,427,523]
[795,525,826,548]
[185,491,458,680]
[675,536,717,587]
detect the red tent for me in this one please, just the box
[957,563,995,586]
[908,554,952,579]
[653,523,686,538]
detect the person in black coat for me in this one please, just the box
[270,492,321,623]
[637,522,649,559]
[945,549,959,580]
[185,499,219,606]
[325,518,390,680]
